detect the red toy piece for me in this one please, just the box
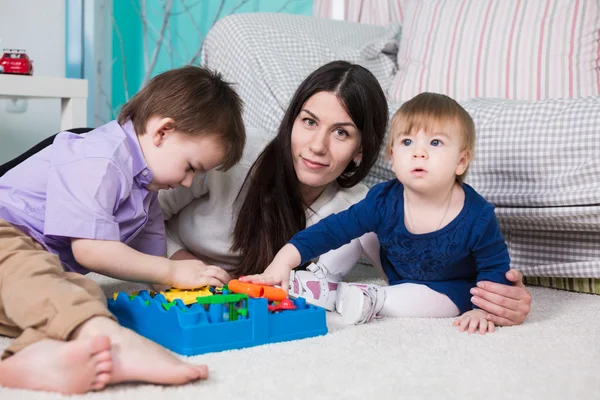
[267,299,297,312]
[0,49,33,75]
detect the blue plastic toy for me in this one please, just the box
[108,290,327,355]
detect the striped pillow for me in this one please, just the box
[389,0,600,102]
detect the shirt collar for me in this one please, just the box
[121,120,153,188]
[305,182,339,220]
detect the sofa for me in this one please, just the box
[201,4,600,294]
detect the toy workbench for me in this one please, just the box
[107,282,327,356]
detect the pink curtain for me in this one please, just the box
[313,0,404,25]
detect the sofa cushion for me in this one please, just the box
[202,13,400,137]
[366,96,600,279]
[523,276,600,295]
[388,0,600,102]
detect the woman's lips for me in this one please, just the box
[302,157,328,170]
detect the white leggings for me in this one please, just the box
[378,283,460,318]
[317,233,460,318]
[317,232,386,280]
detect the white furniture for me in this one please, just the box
[0,74,88,130]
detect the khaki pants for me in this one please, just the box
[0,219,114,359]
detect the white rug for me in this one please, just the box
[1,265,599,400]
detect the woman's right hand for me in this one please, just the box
[167,259,231,289]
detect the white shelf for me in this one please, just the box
[0,74,89,130]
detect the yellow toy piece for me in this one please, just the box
[160,287,213,305]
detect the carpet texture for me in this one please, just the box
[1,265,599,400]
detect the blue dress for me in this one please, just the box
[289,180,510,313]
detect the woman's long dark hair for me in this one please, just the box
[230,61,388,277]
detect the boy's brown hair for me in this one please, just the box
[387,92,475,183]
[118,65,245,170]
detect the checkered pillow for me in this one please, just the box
[389,0,600,102]
[367,96,600,279]
[202,12,399,138]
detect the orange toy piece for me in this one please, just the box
[228,279,287,301]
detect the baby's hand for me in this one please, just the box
[239,263,290,291]
[452,309,495,335]
[239,243,301,291]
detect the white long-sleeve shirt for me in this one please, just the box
[158,127,378,274]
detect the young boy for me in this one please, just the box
[0,65,245,393]
[242,92,511,335]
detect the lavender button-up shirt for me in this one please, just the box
[0,120,166,274]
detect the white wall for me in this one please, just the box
[0,0,66,164]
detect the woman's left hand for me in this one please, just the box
[470,269,532,326]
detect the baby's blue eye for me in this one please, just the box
[431,139,442,146]
[402,139,412,146]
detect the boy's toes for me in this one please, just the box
[91,372,111,391]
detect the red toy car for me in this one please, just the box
[0,49,33,75]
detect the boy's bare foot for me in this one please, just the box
[74,316,208,385]
[0,335,112,394]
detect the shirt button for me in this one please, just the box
[142,169,149,176]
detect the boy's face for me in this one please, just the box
[390,119,470,193]
[140,118,225,191]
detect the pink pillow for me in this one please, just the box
[389,0,600,102]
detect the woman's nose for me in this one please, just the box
[309,130,328,154]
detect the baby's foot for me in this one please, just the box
[336,283,386,324]
[0,335,112,394]
[76,317,208,386]
[289,262,341,311]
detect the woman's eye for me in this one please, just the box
[334,128,349,138]
[431,139,442,146]
[401,139,412,146]
[303,118,317,127]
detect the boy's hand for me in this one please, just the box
[239,243,301,291]
[453,309,495,335]
[168,260,231,288]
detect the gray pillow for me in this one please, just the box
[366,96,600,279]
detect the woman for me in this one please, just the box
[159,61,531,326]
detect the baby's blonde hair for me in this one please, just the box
[388,92,475,184]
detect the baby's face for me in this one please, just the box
[389,120,469,192]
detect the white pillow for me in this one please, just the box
[389,0,600,102]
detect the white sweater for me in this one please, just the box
[158,127,372,272]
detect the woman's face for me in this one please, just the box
[291,91,362,204]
